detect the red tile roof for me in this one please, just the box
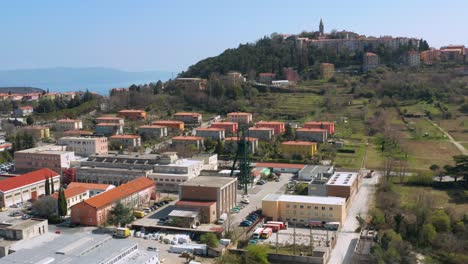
[296,128,327,132]
[139,125,166,129]
[255,162,305,169]
[96,116,123,120]
[249,127,274,131]
[63,130,93,135]
[82,177,154,209]
[225,136,258,141]
[118,110,146,113]
[19,106,33,110]
[172,136,204,141]
[68,182,114,191]
[52,186,88,199]
[211,122,238,125]
[196,127,224,131]
[110,134,140,139]
[176,200,216,207]
[0,168,59,192]
[256,121,285,125]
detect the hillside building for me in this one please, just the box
[226,112,253,124]
[57,135,108,156]
[55,119,83,131]
[14,145,75,173]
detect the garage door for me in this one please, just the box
[13,193,21,205]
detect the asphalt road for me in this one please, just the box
[327,171,381,264]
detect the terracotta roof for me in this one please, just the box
[96,123,120,127]
[0,168,59,192]
[118,109,146,113]
[139,125,166,129]
[172,136,203,141]
[52,186,88,199]
[196,127,224,131]
[0,143,12,149]
[176,200,216,207]
[96,116,123,120]
[110,134,140,139]
[296,128,327,132]
[82,177,154,209]
[225,136,258,141]
[152,120,184,124]
[19,106,33,110]
[281,141,317,145]
[255,162,305,169]
[57,119,81,123]
[259,73,275,76]
[174,112,202,117]
[227,112,252,116]
[249,127,274,131]
[63,130,93,135]
[211,122,238,125]
[67,182,114,191]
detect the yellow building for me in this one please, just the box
[262,194,346,225]
[21,126,50,139]
[279,141,317,158]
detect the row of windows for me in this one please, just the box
[285,210,334,217]
[152,178,182,182]
[286,204,334,211]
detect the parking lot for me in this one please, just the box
[0,162,14,174]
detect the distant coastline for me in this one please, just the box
[0,67,174,95]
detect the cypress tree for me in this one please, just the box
[50,178,55,194]
[57,188,68,218]
[45,177,50,196]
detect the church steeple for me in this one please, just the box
[319,18,324,36]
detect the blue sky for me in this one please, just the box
[0,0,466,72]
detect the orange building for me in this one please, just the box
[117,110,147,120]
[255,121,285,135]
[226,112,253,124]
[304,121,335,135]
[70,177,155,226]
[152,120,185,131]
[210,121,238,134]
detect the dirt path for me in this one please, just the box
[427,119,468,155]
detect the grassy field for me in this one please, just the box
[437,118,468,142]
[400,101,443,117]
[392,183,468,219]
[249,93,323,121]
[406,118,446,140]
[401,139,459,171]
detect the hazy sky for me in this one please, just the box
[1,0,466,72]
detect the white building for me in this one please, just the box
[57,136,108,156]
[56,119,83,131]
[52,186,89,215]
[148,159,204,192]
[191,153,218,170]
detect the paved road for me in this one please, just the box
[327,171,381,264]
[428,119,468,155]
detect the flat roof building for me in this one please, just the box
[179,176,237,220]
[325,172,359,199]
[262,194,346,225]
[14,145,75,174]
[57,136,108,156]
[298,165,334,181]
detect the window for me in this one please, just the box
[286,204,290,208]
[314,206,318,210]
[329,213,333,217]
[321,207,325,210]
[293,205,297,209]
[299,205,304,209]
[329,207,333,211]
[307,206,311,209]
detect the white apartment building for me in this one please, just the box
[148,159,204,192]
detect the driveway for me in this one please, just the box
[327,171,381,264]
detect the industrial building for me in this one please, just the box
[325,172,359,199]
[298,165,335,181]
[149,158,204,192]
[71,177,155,226]
[0,218,48,241]
[179,176,237,221]
[262,194,346,225]
[0,233,160,263]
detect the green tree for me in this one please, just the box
[204,138,216,151]
[200,233,219,248]
[283,123,295,141]
[26,115,34,125]
[430,210,451,232]
[245,245,269,264]
[108,202,133,227]
[45,177,51,196]
[419,223,437,246]
[215,252,242,264]
[319,18,324,35]
[50,178,55,194]
[214,140,224,156]
[57,188,68,218]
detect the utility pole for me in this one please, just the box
[293,220,297,255]
[276,230,279,254]
[309,227,314,256]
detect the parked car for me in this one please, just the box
[147,246,158,251]
[240,198,250,204]
[240,220,253,227]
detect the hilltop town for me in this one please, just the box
[0,21,467,264]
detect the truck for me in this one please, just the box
[251,228,264,239]
[113,227,130,238]
[324,222,340,230]
[306,220,324,228]
[133,210,145,218]
[217,213,228,224]
[260,228,273,239]
[264,223,281,232]
[266,221,285,230]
